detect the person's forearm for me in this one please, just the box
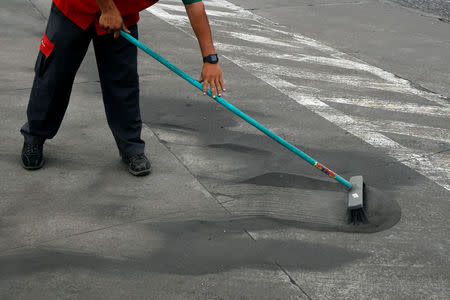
[94,0,118,12]
[185,2,215,57]
[185,1,226,98]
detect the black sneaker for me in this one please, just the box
[122,153,151,176]
[21,142,44,170]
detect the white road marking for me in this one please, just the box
[214,42,442,99]
[158,3,252,18]
[148,6,188,26]
[351,118,450,144]
[321,97,450,117]
[147,0,450,191]
[223,31,307,49]
[230,58,415,94]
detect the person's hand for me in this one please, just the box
[199,63,226,98]
[99,7,130,38]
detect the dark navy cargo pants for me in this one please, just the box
[21,3,145,158]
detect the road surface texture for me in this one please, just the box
[391,0,449,20]
[1,0,449,299]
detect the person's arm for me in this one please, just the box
[184,1,226,98]
[95,0,130,38]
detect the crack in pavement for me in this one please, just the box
[275,262,312,299]
[242,227,312,298]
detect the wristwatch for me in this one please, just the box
[203,54,219,64]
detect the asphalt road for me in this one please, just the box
[0,0,449,299]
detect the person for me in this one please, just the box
[20,0,225,176]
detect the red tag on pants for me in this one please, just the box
[40,33,55,58]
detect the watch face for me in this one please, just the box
[204,54,219,63]
[210,54,218,62]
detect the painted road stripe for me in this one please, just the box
[158,3,251,18]
[321,97,450,117]
[230,58,416,94]
[351,118,450,144]
[214,42,443,98]
[147,0,450,191]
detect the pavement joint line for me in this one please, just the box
[26,0,46,21]
[239,227,312,298]
[382,0,450,23]
[10,87,33,92]
[215,198,236,205]
[143,123,235,217]
[3,80,102,93]
[275,261,312,299]
[407,79,450,101]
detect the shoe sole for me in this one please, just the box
[22,159,45,170]
[128,166,152,176]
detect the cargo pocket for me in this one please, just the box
[35,33,55,77]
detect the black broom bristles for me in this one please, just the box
[349,207,368,225]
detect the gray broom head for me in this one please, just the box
[347,175,368,224]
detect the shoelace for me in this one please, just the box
[24,144,41,156]
[128,154,146,164]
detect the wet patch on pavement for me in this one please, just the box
[142,95,402,234]
[0,219,368,276]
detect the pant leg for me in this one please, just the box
[20,3,92,144]
[92,24,145,157]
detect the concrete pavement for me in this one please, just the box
[1,0,449,299]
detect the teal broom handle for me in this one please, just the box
[120,31,352,189]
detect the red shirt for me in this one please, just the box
[53,0,159,35]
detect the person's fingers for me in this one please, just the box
[210,81,217,98]
[215,79,222,97]
[202,80,208,96]
[219,75,226,92]
[123,25,131,34]
[114,31,120,39]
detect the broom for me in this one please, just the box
[120,30,368,224]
